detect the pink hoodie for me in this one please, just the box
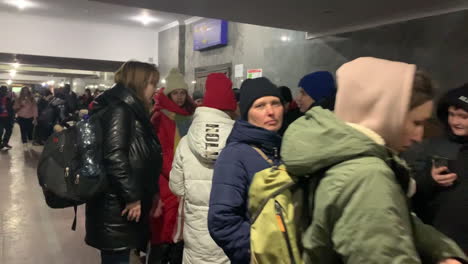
[335,57,416,148]
[15,99,38,119]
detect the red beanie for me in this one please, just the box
[203,73,237,111]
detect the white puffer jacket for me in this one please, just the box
[170,107,233,264]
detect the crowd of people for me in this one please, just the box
[8,57,464,264]
[0,83,98,150]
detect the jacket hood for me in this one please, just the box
[187,107,235,164]
[153,88,192,116]
[335,57,416,149]
[227,120,282,154]
[282,107,388,176]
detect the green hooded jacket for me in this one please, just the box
[282,107,467,264]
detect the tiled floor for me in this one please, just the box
[0,125,100,264]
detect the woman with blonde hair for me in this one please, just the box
[85,61,162,264]
[14,86,38,148]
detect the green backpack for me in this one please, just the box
[249,147,318,264]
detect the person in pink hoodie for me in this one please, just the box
[14,86,38,148]
[282,57,466,264]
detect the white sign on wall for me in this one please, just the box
[247,69,262,79]
[235,64,244,78]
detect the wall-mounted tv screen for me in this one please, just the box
[193,19,228,51]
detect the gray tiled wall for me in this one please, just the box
[158,26,181,80]
[160,10,468,96]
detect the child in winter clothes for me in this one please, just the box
[404,84,468,253]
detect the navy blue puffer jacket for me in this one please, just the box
[208,120,282,264]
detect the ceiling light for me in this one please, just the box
[9,69,16,78]
[281,36,290,42]
[12,62,20,69]
[6,0,34,10]
[41,82,46,87]
[191,81,196,84]
[161,79,166,84]
[47,80,55,85]
[133,13,157,26]
[6,80,12,85]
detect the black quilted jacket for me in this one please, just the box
[85,83,162,251]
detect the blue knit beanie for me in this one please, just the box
[298,71,336,102]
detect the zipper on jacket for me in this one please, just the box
[65,167,69,177]
[275,201,296,264]
[59,141,64,152]
[273,147,279,159]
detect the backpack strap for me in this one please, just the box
[251,180,296,225]
[251,146,274,166]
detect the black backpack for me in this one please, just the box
[37,110,107,230]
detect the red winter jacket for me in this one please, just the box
[150,90,193,244]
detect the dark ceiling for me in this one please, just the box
[0,53,124,72]
[93,0,468,35]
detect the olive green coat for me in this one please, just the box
[282,107,466,264]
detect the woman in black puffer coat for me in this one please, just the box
[85,61,162,264]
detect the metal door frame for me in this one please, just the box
[194,63,232,94]
[194,63,232,79]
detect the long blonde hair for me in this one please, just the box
[18,86,35,104]
[114,61,159,111]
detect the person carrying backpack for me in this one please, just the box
[169,73,237,264]
[85,61,162,264]
[281,57,467,264]
[208,77,284,264]
[36,90,68,141]
[34,89,54,145]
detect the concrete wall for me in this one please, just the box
[184,22,321,91]
[158,25,188,82]
[0,11,158,63]
[158,10,468,96]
